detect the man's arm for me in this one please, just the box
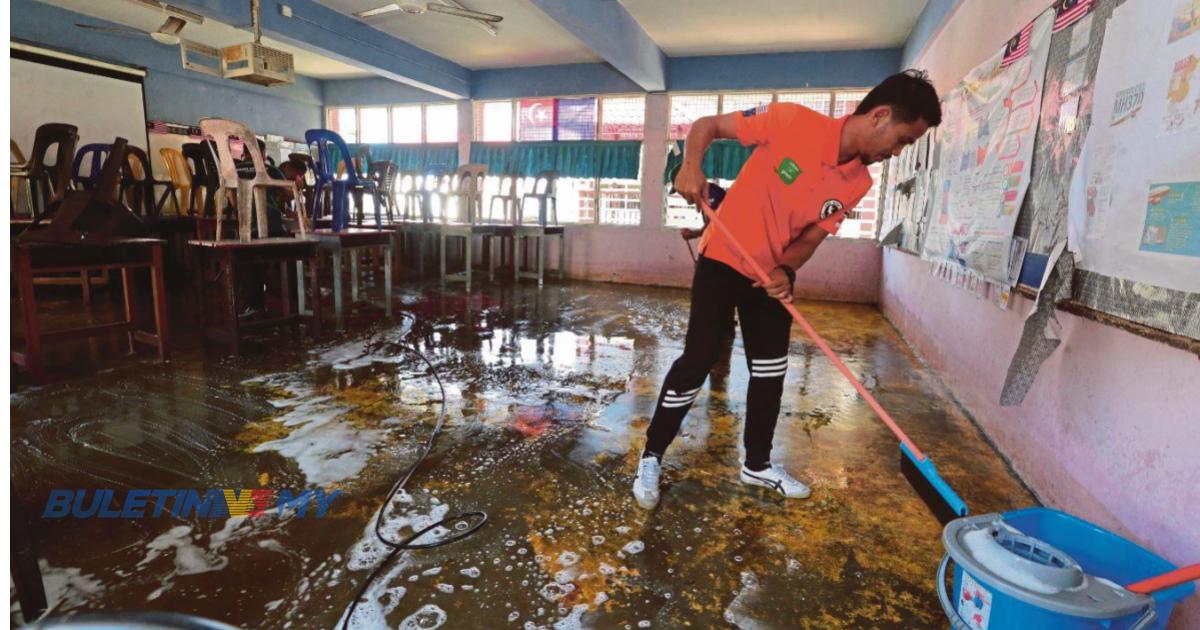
[674,113,740,206]
[754,224,831,300]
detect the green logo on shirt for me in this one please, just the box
[776,157,801,184]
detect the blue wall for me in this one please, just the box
[668,49,902,92]
[347,49,903,104]
[472,63,644,100]
[902,0,962,69]
[323,77,454,107]
[10,0,323,138]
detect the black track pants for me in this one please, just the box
[644,256,793,468]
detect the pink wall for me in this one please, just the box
[898,1,1200,626]
[559,227,882,302]
[883,250,1200,627]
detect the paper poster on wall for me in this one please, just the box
[922,10,1055,284]
[1068,0,1200,292]
[1163,54,1200,133]
[1140,181,1200,256]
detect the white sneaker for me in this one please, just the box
[740,464,811,499]
[632,456,661,509]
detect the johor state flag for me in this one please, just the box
[1052,0,1094,32]
[556,97,597,140]
[519,98,554,141]
[1000,20,1034,68]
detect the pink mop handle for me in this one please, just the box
[696,199,927,461]
[1126,564,1200,594]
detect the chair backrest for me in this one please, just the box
[28,123,79,199]
[121,145,158,217]
[304,128,359,185]
[123,145,154,183]
[497,174,521,197]
[453,163,488,193]
[182,142,216,185]
[532,170,558,196]
[11,139,28,167]
[159,148,192,187]
[201,118,271,188]
[72,143,113,191]
[370,160,398,190]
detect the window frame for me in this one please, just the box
[323,103,460,145]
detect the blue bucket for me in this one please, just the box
[938,508,1195,630]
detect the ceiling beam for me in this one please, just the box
[171,0,471,98]
[525,0,666,92]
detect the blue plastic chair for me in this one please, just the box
[72,143,113,192]
[304,129,380,232]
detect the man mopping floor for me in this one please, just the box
[634,70,942,509]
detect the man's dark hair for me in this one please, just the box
[854,69,942,126]
[282,158,308,176]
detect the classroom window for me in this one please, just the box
[833,90,870,117]
[777,91,834,115]
[517,98,555,141]
[669,94,719,140]
[391,105,422,144]
[599,96,645,140]
[476,101,514,142]
[556,97,597,140]
[720,92,774,115]
[425,104,458,143]
[327,107,357,143]
[359,107,389,143]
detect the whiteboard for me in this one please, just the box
[10,50,148,177]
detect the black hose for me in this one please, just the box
[340,316,487,629]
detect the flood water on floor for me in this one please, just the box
[10,279,1034,629]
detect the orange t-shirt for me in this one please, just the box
[699,103,873,281]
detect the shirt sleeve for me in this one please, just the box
[735,102,798,147]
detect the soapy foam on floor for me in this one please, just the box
[37,561,105,613]
[398,603,447,629]
[249,375,385,486]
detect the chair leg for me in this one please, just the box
[537,235,545,288]
[384,244,393,317]
[350,249,360,303]
[333,250,344,329]
[439,232,447,284]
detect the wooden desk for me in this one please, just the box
[310,228,394,328]
[12,238,169,382]
[188,238,321,356]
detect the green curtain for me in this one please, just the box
[348,143,459,173]
[665,140,756,183]
[469,141,642,180]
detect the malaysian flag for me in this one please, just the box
[1000,20,1034,68]
[1052,0,1094,32]
[147,120,170,135]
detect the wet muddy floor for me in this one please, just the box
[11,278,1035,629]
